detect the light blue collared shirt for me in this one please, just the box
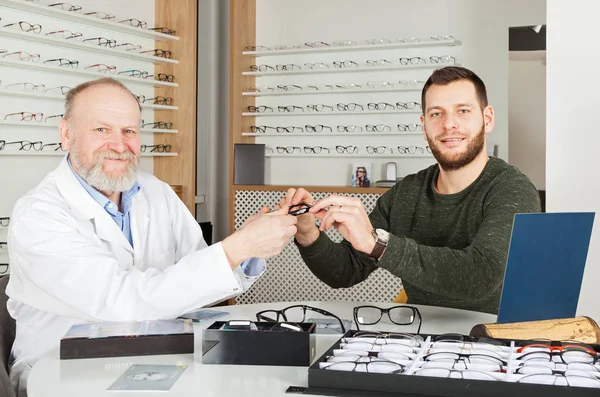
[67,156,140,247]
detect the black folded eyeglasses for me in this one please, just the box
[288,203,311,216]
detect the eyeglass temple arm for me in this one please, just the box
[352,307,361,331]
[305,306,346,333]
[255,311,281,322]
[4,113,24,119]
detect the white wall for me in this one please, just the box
[251,0,546,186]
[508,51,546,190]
[0,0,156,268]
[546,0,600,319]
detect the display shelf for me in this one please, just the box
[242,86,423,97]
[265,153,433,158]
[0,27,179,64]
[0,151,178,156]
[0,0,179,41]
[243,38,461,57]
[0,58,178,88]
[242,110,422,117]
[0,90,178,110]
[0,120,178,134]
[242,131,422,137]
[242,63,458,77]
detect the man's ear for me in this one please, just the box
[420,114,427,142]
[59,118,72,150]
[483,105,495,134]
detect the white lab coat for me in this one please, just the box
[6,157,264,395]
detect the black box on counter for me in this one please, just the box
[306,330,600,397]
[202,320,316,366]
[60,319,194,359]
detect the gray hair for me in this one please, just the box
[64,77,141,120]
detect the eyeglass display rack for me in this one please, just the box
[0,120,178,134]
[0,151,176,157]
[243,37,461,57]
[0,0,185,161]
[307,330,600,397]
[237,35,459,166]
[0,27,179,65]
[243,85,424,97]
[0,88,178,111]
[0,58,178,88]
[242,109,422,117]
[242,131,422,137]
[242,62,461,78]
[265,153,433,159]
[229,1,459,239]
[0,0,180,41]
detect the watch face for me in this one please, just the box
[375,229,390,242]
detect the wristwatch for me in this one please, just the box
[369,229,390,260]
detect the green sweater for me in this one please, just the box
[298,157,541,314]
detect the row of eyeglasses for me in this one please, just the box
[0,140,171,153]
[249,80,425,92]
[0,18,172,57]
[317,332,600,388]
[250,124,422,133]
[0,82,174,107]
[21,2,176,34]
[244,36,455,51]
[249,56,455,72]
[266,146,432,155]
[1,112,174,130]
[0,50,175,81]
[247,102,421,113]
[0,140,64,151]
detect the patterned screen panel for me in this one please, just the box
[234,189,403,304]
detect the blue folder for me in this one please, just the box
[496,212,595,324]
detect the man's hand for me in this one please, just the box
[222,205,297,268]
[308,195,376,255]
[281,188,320,247]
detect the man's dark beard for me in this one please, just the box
[427,122,485,171]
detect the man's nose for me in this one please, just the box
[105,132,128,152]
[443,113,460,131]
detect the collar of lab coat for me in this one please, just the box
[54,156,149,254]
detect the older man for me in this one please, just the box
[6,78,297,396]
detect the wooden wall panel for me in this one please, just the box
[154,0,198,215]
[229,0,256,233]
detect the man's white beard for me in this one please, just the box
[72,149,139,193]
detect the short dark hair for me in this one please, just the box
[421,66,488,113]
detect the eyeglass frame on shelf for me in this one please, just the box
[140,144,171,153]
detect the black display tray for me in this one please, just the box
[306,330,600,397]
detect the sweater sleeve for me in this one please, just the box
[376,173,541,301]
[297,186,397,288]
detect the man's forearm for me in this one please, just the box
[297,232,377,288]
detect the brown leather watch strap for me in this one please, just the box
[369,241,386,260]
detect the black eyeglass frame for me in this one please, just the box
[256,304,347,333]
[353,305,422,333]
